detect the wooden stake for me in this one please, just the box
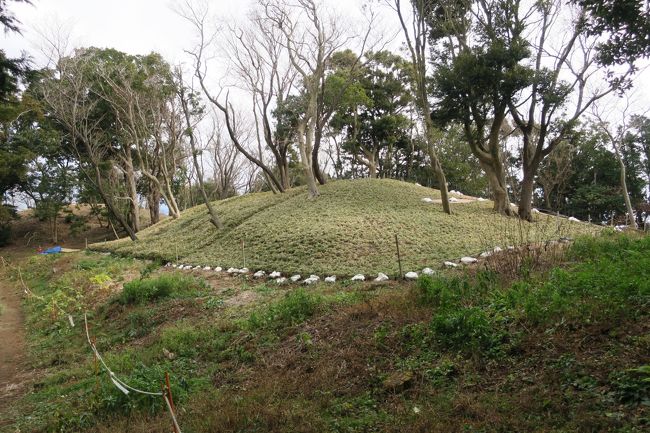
[165,372,176,414]
[395,234,403,280]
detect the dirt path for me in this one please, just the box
[0,259,29,420]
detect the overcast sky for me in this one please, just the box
[2,0,252,63]
[1,0,648,119]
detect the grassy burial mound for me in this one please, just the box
[93,179,599,275]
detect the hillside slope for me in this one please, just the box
[93,179,599,275]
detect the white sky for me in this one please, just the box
[1,0,376,65]
[2,0,250,63]
[1,0,648,121]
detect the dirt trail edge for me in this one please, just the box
[0,262,29,421]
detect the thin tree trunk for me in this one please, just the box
[424,122,451,214]
[613,143,637,228]
[93,164,138,241]
[181,89,224,229]
[124,147,140,232]
[297,120,320,198]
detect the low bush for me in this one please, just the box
[430,306,504,355]
[416,275,463,309]
[247,288,322,330]
[119,274,204,304]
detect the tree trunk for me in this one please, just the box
[147,186,161,224]
[368,159,377,178]
[51,214,58,244]
[481,160,512,215]
[93,164,138,241]
[191,148,224,229]
[124,148,140,233]
[297,120,320,198]
[279,159,290,191]
[312,129,326,185]
[518,171,536,221]
[613,144,637,228]
[423,124,451,214]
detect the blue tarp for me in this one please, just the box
[41,246,62,254]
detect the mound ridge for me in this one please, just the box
[93,179,598,275]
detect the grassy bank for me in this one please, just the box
[92,179,599,275]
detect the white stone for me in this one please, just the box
[193,266,201,270]
[304,277,318,285]
[479,251,492,258]
[214,267,223,272]
[493,246,503,253]
[351,274,365,281]
[422,267,435,275]
[375,273,389,282]
[444,261,458,268]
[405,271,418,279]
[421,197,434,203]
[449,197,460,203]
[532,208,540,213]
[226,267,237,273]
[507,246,515,250]
[203,266,211,271]
[309,274,320,281]
[415,182,421,186]
[477,197,487,202]
[325,276,336,283]
[275,277,287,284]
[568,216,580,222]
[237,268,249,274]
[269,271,281,278]
[253,270,266,278]
[290,274,301,282]
[461,257,478,265]
[171,264,178,268]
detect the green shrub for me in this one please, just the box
[416,275,463,309]
[119,274,204,304]
[430,306,503,354]
[247,288,322,330]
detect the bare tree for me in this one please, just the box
[40,52,139,240]
[178,72,224,229]
[178,1,287,194]
[223,5,298,191]
[263,0,354,198]
[387,0,451,214]
[94,57,183,220]
[206,114,246,199]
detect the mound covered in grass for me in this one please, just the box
[92,179,599,275]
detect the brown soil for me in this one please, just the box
[0,262,29,418]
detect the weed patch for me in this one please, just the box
[119,273,205,304]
